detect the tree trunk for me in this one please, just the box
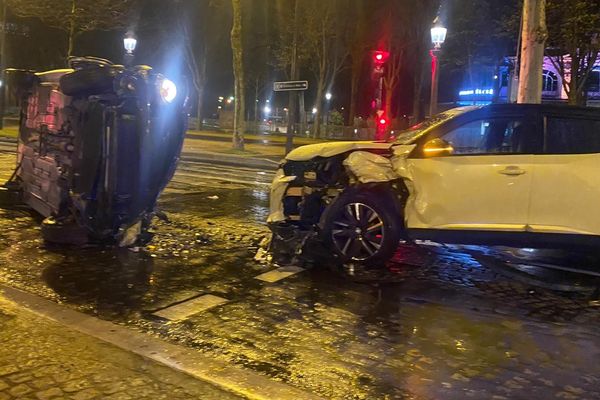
[196,52,207,130]
[384,80,393,122]
[517,0,547,104]
[348,54,361,125]
[231,0,245,150]
[195,87,204,130]
[567,55,585,106]
[313,74,325,139]
[67,0,76,59]
[412,62,424,125]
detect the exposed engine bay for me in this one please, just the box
[6,57,188,245]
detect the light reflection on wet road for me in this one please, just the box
[0,153,599,399]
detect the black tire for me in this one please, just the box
[322,189,402,266]
[59,67,118,97]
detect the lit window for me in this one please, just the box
[542,70,558,93]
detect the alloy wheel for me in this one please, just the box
[331,202,385,261]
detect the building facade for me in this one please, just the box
[456,55,600,107]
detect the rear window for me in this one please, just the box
[545,117,600,154]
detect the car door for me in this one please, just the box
[528,115,600,235]
[404,114,539,232]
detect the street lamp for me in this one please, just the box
[123,31,137,67]
[325,92,332,101]
[430,25,447,50]
[429,22,447,116]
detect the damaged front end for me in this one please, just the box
[267,154,349,262]
[267,142,414,264]
[7,57,188,246]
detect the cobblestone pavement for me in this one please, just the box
[1,152,600,399]
[0,296,238,400]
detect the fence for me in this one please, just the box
[200,118,378,141]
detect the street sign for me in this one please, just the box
[274,80,308,92]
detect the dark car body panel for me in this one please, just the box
[12,61,188,244]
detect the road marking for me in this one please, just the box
[0,284,323,400]
[153,294,229,321]
[255,266,305,283]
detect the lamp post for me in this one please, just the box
[123,31,137,67]
[324,92,332,135]
[429,23,447,117]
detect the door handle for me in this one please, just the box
[499,166,526,176]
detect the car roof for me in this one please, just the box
[476,103,600,116]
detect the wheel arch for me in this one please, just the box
[318,180,408,232]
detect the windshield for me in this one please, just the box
[393,106,480,144]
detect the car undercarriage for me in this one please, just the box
[5,57,188,246]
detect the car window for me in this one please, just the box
[441,118,530,155]
[545,117,600,154]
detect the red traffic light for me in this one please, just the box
[373,51,390,64]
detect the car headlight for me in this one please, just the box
[159,78,177,103]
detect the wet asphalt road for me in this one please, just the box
[0,152,600,399]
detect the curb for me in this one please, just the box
[0,284,323,400]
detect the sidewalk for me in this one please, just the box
[0,295,238,400]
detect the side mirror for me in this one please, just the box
[423,138,454,157]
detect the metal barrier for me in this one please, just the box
[197,119,378,141]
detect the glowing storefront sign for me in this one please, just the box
[459,88,494,97]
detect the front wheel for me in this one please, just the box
[322,190,402,266]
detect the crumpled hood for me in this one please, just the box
[285,141,394,161]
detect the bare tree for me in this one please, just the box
[546,0,600,105]
[347,0,370,125]
[173,0,227,130]
[273,0,306,152]
[231,0,245,150]
[303,0,349,138]
[7,0,135,59]
[404,0,439,124]
[383,50,404,123]
[244,1,272,127]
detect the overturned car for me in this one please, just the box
[6,57,188,245]
[269,104,600,266]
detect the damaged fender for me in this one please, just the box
[342,145,417,185]
[341,145,419,226]
[389,145,423,227]
[342,151,397,183]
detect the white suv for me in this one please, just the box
[268,104,600,265]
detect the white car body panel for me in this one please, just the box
[270,116,600,243]
[402,155,534,231]
[528,153,600,235]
